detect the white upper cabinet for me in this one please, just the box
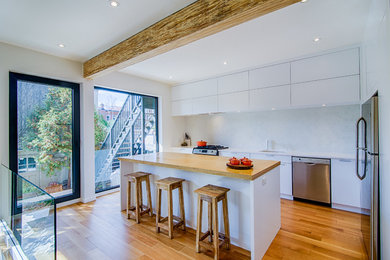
[249,63,290,89]
[171,85,193,101]
[192,96,218,114]
[171,47,361,116]
[171,100,192,116]
[291,75,360,107]
[190,78,218,98]
[250,85,290,110]
[218,91,249,112]
[171,78,217,101]
[291,48,360,83]
[218,71,249,94]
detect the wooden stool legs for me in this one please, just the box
[212,198,219,260]
[222,196,230,250]
[126,172,152,224]
[196,196,203,253]
[195,184,230,260]
[156,188,162,233]
[178,185,186,232]
[155,177,186,239]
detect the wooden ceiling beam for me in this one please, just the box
[83,0,299,78]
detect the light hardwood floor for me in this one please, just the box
[57,192,367,260]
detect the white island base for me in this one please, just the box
[120,162,281,259]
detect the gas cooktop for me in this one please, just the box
[192,145,229,156]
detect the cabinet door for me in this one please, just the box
[291,48,359,83]
[192,96,218,115]
[218,71,248,94]
[171,100,192,116]
[291,75,360,107]
[280,162,292,196]
[218,91,249,112]
[331,159,362,208]
[190,78,218,98]
[251,153,292,197]
[249,85,290,110]
[219,151,250,159]
[249,63,290,89]
[171,85,194,101]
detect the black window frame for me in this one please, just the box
[9,72,81,204]
[94,86,159,193]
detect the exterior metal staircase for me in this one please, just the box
[97,95,143,182]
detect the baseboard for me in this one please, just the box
[81,196,96,204]
[332,203,370,215]
[96,188,120,197]
[56,198,81,208]
[280,194,293,200]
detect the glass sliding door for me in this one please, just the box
[9,72,80,203]
[94,87,158,193]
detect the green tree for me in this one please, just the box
[94,111,109,150]
[25,87,72,187]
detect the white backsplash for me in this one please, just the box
[184,105,360,155]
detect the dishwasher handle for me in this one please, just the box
[292,157,330,165]
[305,162,316,166]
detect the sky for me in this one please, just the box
[95,89,128,109]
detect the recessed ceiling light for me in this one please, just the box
[271,108,276,110]
[169,76,173,79]
[322,104,326,107]
[58,43,65,48]
[109,1,119,7]
[223,61,228,65]
[313,37,321,42]
[301,0,308,3]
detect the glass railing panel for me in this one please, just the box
[0,164,56,260]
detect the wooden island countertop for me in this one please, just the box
[119,152,280,180]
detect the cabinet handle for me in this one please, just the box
[338,159,353,162]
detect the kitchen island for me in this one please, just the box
[119,152,281,259]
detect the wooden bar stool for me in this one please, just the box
[195,184,230,260]
[125,172,152,224]
[155,177,186,239]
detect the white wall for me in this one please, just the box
[361,0,390,258]
[0,42,183,204]
[183,105,359,155]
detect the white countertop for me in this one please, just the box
[167,146,355,160]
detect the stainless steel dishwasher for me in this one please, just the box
[292,157,331,205]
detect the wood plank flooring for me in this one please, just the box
[57,192,367,260]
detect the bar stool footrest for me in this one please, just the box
[199,232,228,248]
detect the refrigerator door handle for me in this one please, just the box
[356,117,368,180]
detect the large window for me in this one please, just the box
[94,87,158,193]
[9,72,80,203]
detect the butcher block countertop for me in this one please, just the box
[119,152,280,180]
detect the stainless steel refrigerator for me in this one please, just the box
[356,95,380,260]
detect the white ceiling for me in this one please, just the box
[0,0,196,61]
[121,0,371,85]
[0,0,370,86]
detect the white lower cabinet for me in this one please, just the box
[331,158,363,209]
[250,153,292,197]
[219,151,250,159]
[279,162,292,197]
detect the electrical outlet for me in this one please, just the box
[262,177,267,186]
